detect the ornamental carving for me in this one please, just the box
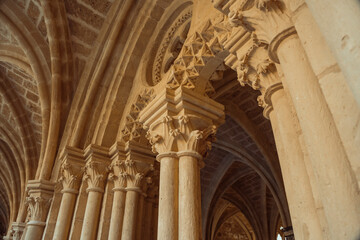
[108,160,127,189]
[146,115,217,157]
[152,9,192,86]
[82,161,108,190]
[164,16,231,95]
[26,196,52,222]
[124,159,154,189]
[120,89,155,143]
[58,160,83,191]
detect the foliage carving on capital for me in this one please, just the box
[146,114,217,157]
[227,0,293,46]
[82,161,108,190]
[58,160,83,191]
[26,196,52,222]
[108,160,127,189]
[124,159,153,189]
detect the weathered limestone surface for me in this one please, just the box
[0,0,359,240]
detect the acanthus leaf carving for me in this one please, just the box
[26,196,52,222]
[58,160,83,191]
[82,161,107,190]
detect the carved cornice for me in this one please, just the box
[82,144,111,193]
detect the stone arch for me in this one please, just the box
[0,0,51,165]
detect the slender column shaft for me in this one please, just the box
[24,223,45,240]
[157,154,178,240]
[277,35,360,239]
[80,191,103,240]
[269,88,323,240]
[108,189,126,240]
[53,191,78,240]
[121,190,140,240]
[178,153,201,240]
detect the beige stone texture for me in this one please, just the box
[0,0,359,240]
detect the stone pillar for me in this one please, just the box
[53,147,84,240]
[265,83,323,240]
[121,141,154,240]
[220,1,360,238]
[156,152,178,240]
[80,145,110,240]
[275,34,360,240]
[140,87,224,240]
[287,0,360,189]
[108,143,127,240]
[23,180,54,240]
[10,222,25,240]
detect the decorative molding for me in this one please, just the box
[120,89,156,143]
[164,16,231,95]
[152,9,192,86]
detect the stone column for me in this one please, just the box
[108,143,127,240]
[53,147,84,240]
[265,83,323,240]
[155,152,178,240]
[287,0,360,189]
[121,141,154,240]
[276,35,360,239]
[80,145,110,240]
[23,180,54,240]
[303,0,360,107]
[140,87,224,240]
[222,1,360,238]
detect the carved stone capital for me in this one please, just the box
[25,180,55,223]
[108,142,127,190]
[58,147,85,193]
[11,222,25,240]
[82,144,111,193]
[140,87,224,159]
[216,0,296,63]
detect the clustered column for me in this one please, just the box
[140,87,224,240]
